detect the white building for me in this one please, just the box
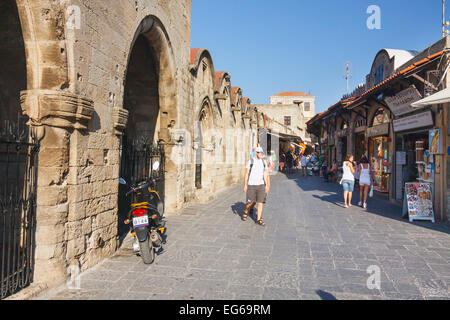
[269,91,316,121]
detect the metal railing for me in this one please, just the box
[0,120,39,299]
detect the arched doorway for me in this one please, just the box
[117,27,169,238]
[194,99,214,191]
[0,0,38,299]
[368,107,392,193]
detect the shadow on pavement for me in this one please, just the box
[286,172,450,236]
[231,202,246,218]
[316,290,337,300]
[231,202,260,223]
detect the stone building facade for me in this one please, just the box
[0,0,258,295]
[252,91,316,145]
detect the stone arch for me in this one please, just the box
[120,15,178,143]
[117,15,178,233]
[368,105,391,127]
[0,0,28,123]
[194,97,215,191]
[190,48,216,86]
[231,87,243,126]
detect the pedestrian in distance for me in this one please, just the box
[341,154,356,208]
[357,155,373,209]
[300,154,307,176]
[325,159,338,182]
[279,153,286,173]
[286,151,294,175]
[242,147,270,226]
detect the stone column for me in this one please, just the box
[20,89,94,287]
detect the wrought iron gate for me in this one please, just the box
[118,137,165,237]
[0,121,39,299]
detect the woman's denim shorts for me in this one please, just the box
[342,180,355,192]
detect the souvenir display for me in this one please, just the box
[405,182,435,223]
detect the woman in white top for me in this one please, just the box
[341,154,356,208]
[357,155,373,209]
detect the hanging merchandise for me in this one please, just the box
[429,129,442,154]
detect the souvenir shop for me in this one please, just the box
[393,110,435,201]
[367,108,392,194]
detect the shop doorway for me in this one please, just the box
[339,137,347,163]
[395,131,430,200]
[369,136,391,193]
[354,133,366,162]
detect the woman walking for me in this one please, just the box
[341,154,356,208]
[357,155,372,209]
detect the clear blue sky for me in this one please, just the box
[191,0,445,113]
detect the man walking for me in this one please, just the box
[242,147,270,226]
[300,154,307,176]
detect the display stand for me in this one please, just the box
[403,182,435,223]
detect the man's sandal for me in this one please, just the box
[256,218,265,227]
[242,210,248,221]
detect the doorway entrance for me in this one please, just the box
[118,34,165,238]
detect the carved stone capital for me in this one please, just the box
[112,107,129,136]
[20,89,94,130]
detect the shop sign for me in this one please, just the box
[367,123,389,137]
[402,183,435,223]
[393,111,433,132]
[384,85,422,116]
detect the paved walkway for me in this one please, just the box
[36,172,450,300]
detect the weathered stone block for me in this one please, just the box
[37,185,68,206]
[68,201,86,222]
[37,166,68,187]
[38,147,69,167]
[65,220,82,241]
[66,236,86,259]
[36,203,68,224]
[35,223,65,246]
[68,184,84,203]
[82,217,92,235]
[82,183,94,201]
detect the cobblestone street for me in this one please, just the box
[37,173,450,300]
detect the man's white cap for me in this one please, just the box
[255,147,264,153]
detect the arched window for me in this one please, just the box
[372,108,390,126]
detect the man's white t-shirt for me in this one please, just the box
[246,158,267,186]
[300,156,307,167]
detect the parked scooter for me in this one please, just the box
[119,161,166,264]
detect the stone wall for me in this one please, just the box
[269,95,316,120]
[7,0,256,291]
[252,104,308,143]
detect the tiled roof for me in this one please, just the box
[215,71,226,91]
[307,50,444,125]
[231,87,242,104]
[273,91,313,97]
[190,48,201,65]
[343,50,444,110]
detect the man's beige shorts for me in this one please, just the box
[246,185,267,204]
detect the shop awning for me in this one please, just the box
[411,87,450,107]
[266,131,303,147]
